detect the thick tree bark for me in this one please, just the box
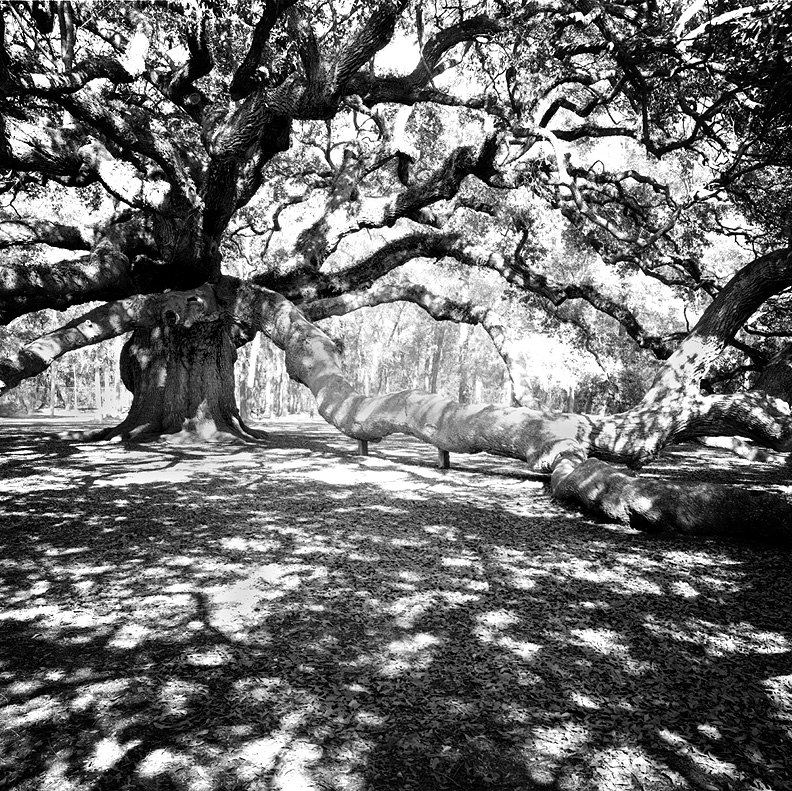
[117,322,264,442]
[754,342,792,404]
[643,248,792,398]
[67,321,265,443]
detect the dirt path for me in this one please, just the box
[1,418,791,790]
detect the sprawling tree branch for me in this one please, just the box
[0,56,133,97]
[271,230,681,359]
[0,218,91,250]
[0,216,169,322]
[229,0,298,100]
[645,247,792,398]
[0,118,88,182]
[210,1,409,168]
[222,277,792,538]
[56,93,198,213]
[160,13,214,122]
[0,285,218,391]
[342,4,563,108]
[303,279,537,406]
[332,0,409,89]
[295,135,501,268]
[5,259,792,537]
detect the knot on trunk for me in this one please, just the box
[158,286,218,328]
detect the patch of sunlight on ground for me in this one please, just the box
[1,474,74,493]
[644,614,791,657]
[86,736,141,772]
[595,746,682,789]
[95,467,196,486]
[521,721,590,784]
[571,628,628,655]
[659,729,739,779]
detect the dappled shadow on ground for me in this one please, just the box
[0,418,791,791]
[644,442,792,493]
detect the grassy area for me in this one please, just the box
[0,418,790,790]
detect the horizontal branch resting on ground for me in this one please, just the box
[223,278,792,540]
[3,277,792,539]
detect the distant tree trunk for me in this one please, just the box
[457,324,471,403]
[279,355,289,417]
[240,333,260,423]
[84,321,264,442]
[264,345,275,418]
[49,361,56,417]
[94,364,102,419]
[114,336,127,414]
[72,359,78,411]
[428,323,446,393]
[376,362,388,394]
[103,365,112,416]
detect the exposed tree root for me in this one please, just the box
[161,416,267,445]
[58,414,267,445]
[57,425,128,442]
[694,436,779,463]
[232,414,269,440]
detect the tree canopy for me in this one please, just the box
[1,0,792,538]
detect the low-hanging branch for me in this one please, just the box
[0,218,168,322]
[223,277,792,540]
[285,230,681,359]
[0,218,92,250]
[0,286,218,391]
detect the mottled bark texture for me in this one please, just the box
[75,321,264,443]
[755,343,792,404]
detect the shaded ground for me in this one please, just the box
[0,416,791,791]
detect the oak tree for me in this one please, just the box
[1,0,792,538]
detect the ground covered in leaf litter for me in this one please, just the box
[0,416,791,791]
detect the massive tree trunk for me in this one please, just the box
[80,321,264,443]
